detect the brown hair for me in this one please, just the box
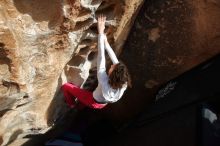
[108,62,132,89]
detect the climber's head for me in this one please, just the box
[108,62,131,89]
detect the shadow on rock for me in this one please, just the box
[13,0,63,28]
[46,76,68,126]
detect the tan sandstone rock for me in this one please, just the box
[0,0,144,145]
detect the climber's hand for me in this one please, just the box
[97,14,106,34]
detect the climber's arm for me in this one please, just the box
[97,34,106,72]
[104,36,119,64]
[97,15,108,83]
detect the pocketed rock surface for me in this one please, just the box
[0,0,143,145]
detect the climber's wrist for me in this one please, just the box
[98,30,104,34]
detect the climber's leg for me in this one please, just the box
[61,83,77,108]
[61,83,106,109]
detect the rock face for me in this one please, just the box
[98,0,220,126]
[0,0,143,145]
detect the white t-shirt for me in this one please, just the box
[93,34,127,103]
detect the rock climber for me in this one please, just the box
[61,14,131,109]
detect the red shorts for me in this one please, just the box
[61,83,107,109]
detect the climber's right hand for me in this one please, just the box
[97,14,106,34]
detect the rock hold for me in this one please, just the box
[0,0,144,145]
